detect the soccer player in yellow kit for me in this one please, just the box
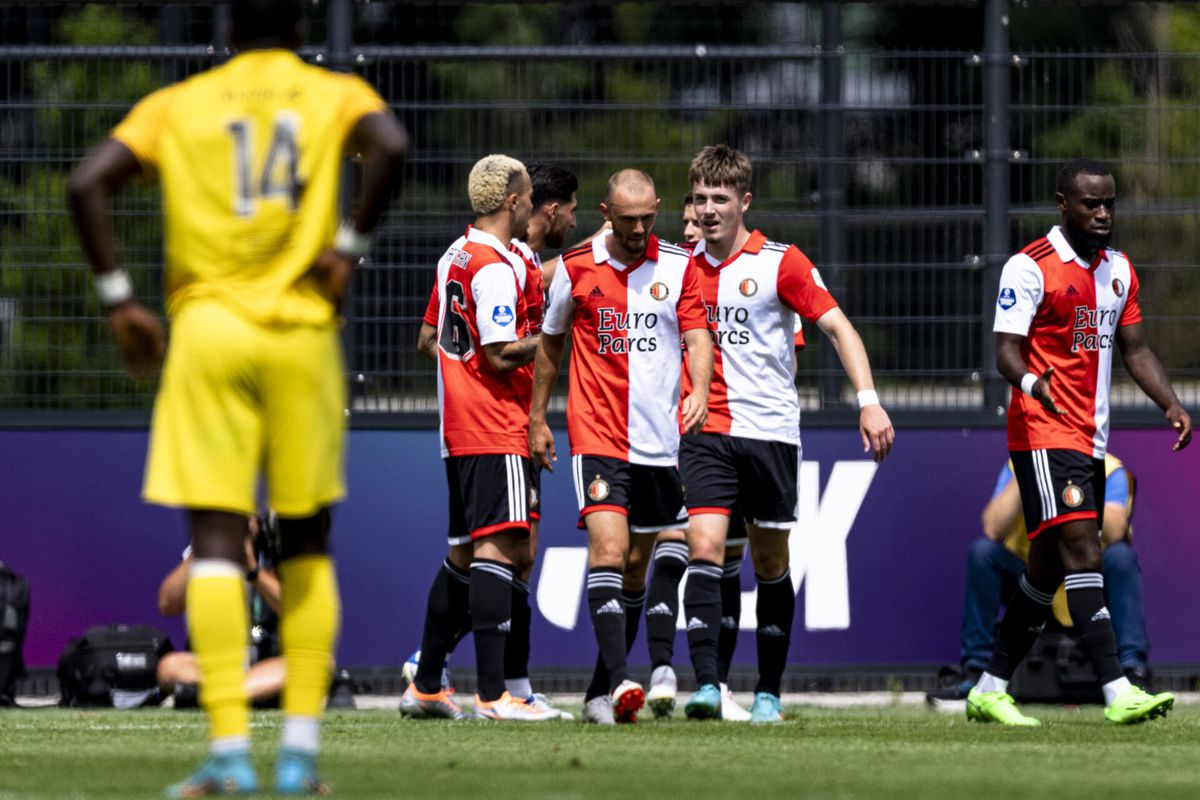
[68,0,407,794]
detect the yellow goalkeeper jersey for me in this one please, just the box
[112,48,387,326]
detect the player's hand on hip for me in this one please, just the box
[1032,367,1067,416]
[859,404,894,463]
[530,419,557,472]
[680,393,708,435]
[1166,403,1192,451]
[107,301,165,379]
[308,248,356,313]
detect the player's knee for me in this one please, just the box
[277,508,332,561]
[751,551,788,581]
[688,535,725,564]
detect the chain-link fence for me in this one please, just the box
[2,1,1198,424]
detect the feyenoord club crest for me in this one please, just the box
[1112,277,1125,297]
[739,278,758,297]
[1062,481,1084,508]
[587,475,610,502]
[649,281,670,301]
[529,485,539,509]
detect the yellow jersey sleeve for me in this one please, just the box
[337,74,389,145]
[110,84,179,173]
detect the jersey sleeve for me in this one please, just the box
[541,261,575,336]
[339,74,390,142]
[676,261,708,332]
[471,261,521,346]
[776,246,839,321]
[422,282,439,326]
[991,462,1015,500]
[1104,466,1130,508]
[993,254,1044,336]
[1119,262,1143,327]
[110,84,178,173]
[793,315,806,350]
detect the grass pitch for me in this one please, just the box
[3,701,1200,799]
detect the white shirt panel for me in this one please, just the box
[473,261,520,346]
[625,246,689,465]
[993,253,1045,336]
[541,263,575,336]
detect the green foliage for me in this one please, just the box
[0,4,163,409]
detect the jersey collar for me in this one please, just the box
[466,225,512,258]
[1048,225,1108,271]
[592,232,660,272]
[695,229,767,268]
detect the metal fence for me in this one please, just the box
[2,1,1198,425]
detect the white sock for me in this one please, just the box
[210,736,250,757]
[1103,677,1132,706]
[505,678,533,700]
[975,671,1008,694]
[281,715,320,755]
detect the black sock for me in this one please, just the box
[415,558,471,694]
[586,586,646,700]
[984,574,1053,681]
[470,559,513,702]
[588,567,628,694]
[754,569,794,697]
[684,560,723,688]
[718,558,743,684]
[1064,571,1124,684]
[503,578,532,683]
[645,541,687,669]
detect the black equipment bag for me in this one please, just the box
[0,562,31,706]
[1010,631,1103,704]
[57,624,174,708]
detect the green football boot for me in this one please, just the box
[1104,685,1174,725]
[966,687,1041,726]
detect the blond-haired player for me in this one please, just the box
[68,0,407,793]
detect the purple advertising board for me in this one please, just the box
[2,427,1196,668]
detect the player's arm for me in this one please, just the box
[311,112,409,312]
[529,332,567,471]
[981,479,1021,541]
[483,335,540,372]
[68,138,166,378]
[996,332,1064,416]
[158,554,191,618]
[680,327,713,434]
[1100,502,1131,547]
[1117,323,1191,451]
[417,322,437,363]
[815,307,894,462]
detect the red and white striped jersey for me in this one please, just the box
[683,230,838,445]
[509,239,545,337]
[994,225,1141,458]
[423,226,532,458]
[542,233,707,466]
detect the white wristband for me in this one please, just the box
[856,389,880,409]
[94,269,134,308]
[1020,373,1038,396]
[333,221,372,259]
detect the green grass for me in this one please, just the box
[3,703,1200,799]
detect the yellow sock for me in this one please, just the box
[279,554,341,719]
[187,560,249,743]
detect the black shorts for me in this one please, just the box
[445,454,535,545]
[679,432,799,530]
[571,454,688,534]
[1009,449,1104,539]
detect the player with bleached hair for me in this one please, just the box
[400,154,558,722]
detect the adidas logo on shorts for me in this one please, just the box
[686,617,708,631]
[596,599,623,615]
[647,603,674,617]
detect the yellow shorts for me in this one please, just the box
[143,299,346,517]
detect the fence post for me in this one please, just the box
[213,4,230,63]
[819,1,845,408]
[982,0,1010,414]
